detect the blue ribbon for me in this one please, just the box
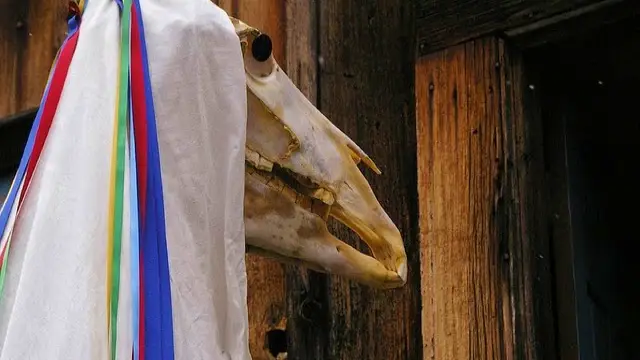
[128,94,140,360]
[132,0,175,358]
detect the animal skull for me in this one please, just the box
[233,18,407,289]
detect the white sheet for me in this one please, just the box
[0,0,250,358]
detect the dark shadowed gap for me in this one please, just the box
[526,16,640,360]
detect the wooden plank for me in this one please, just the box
[499,41,556,360]
[0,0,67,118]
[416,37,555,359]
[312,1,422,359]
[0,0,29,118]
[279,2,330,360]
[416,0,632,56]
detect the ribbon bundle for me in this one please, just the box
[0,1,175,359]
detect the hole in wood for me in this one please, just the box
[266,329,287,358]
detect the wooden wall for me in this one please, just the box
[415,37,554,359]
[312,2,419,359]
[0,0,67,119]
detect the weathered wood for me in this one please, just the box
[312,1,422,359]
[0,0,67,118]
[416,0,632,56]
[280,2,330,360]
[499,42,556,360]
[416,37,554,359]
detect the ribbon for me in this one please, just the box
[106,0,131,357]
[130,0,175,358]
[128,96,141,360]
[0,2,176,358]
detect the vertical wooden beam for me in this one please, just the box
[500,42,556,360]
[416,37,555,359]
[0,0,66,119]
[279,2,328,360]
[310,1,422,359]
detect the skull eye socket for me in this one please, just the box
[251,33,273,62]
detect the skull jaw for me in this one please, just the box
[244,167,407,289]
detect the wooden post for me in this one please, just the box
[312,1,422,359]
[415,37,555,359]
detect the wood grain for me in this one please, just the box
[498,41,556,360]
[0,0,66,119]
[280,2,329,360]
[416,37,554,359]
[416,0,625,55]
[314,1,422,359]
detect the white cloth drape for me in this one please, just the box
[0,0,250,358]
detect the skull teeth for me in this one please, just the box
[246,147,335,206]
[311,188,335,206]
[246,147,274,171]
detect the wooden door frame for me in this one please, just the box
[416,1,639,359]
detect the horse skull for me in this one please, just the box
[233,18,407,289]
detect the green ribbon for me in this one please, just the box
[109,0,132,357]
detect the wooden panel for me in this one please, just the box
[311,1,422,359]
[416,0,629,55]
[0,0,67,119]
[416,37,554,359]
[499,41,556,360]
